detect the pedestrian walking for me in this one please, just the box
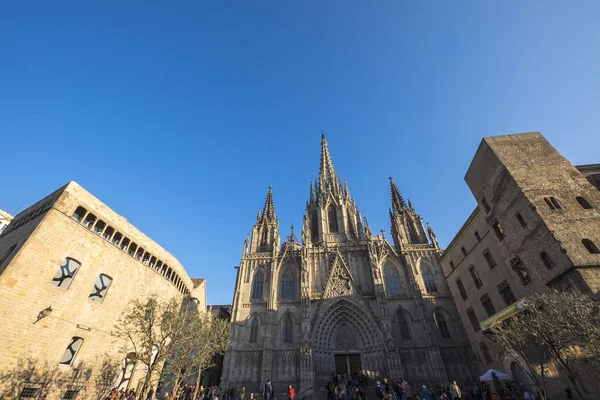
[287,385,295,400]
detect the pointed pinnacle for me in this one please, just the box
[261,186,276,221]
[256,209,261,223]
[343,179,351,199]
[319,132,338,194]
[389,176,407,212]
[309,181,314,202]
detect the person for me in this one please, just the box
[383,379,392,400]
[450,381,461,400]
[337,381,346,400]
[263,380,273,400]
[249,394,255,400]
[287,385,295,400]
[376,382,383,400]
[327,379,335,400]
[399,379,407,400]
[422,385,430,400]
[239,386,246,400]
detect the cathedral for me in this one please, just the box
[221,134,474,396]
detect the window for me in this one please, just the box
[576,196,593,209]
[59,337,84,366]
[483,249,497,269]
[422,264,437,293]
[474,231,481,241]
[71,206,87,222]
[544,196,564,210]
[516,213,527,228]
[249,319,259,343]
[128,243,137,257]
[492,220,505,241]
[449,261,455,270]
[83,213,97,228]
[479,342,493,364]
[434,311,450,339]
[283,314,293,343]
[51,258,81,289]
[582,239,600,254]
[481,197,491,213]
[102,226,114,241]
[456,278,468,300]
[252,270,264,299]
[112,232,122,246]
[497,281,516,306]
[93,220,106,235]
[19,387,40,398]
[311,209,319,239]
[280,267,296,299]
[63,389,80,399]
[398,311,412,340]
[540,252,553,269]
[383,261,404,296]
[466,307,480,332]
[469,265,483,288]
[480,294,496,317]
[89,274,113,303]
[135,247,144,261]
[461,247,467,257]
[511,256,532,284]
[328,204,338,233]
[120,238,130,251]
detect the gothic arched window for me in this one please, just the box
[249,318,259,343]
[328,204,338,233]
[383,261,403,296]
[398,310,412,340]
[283,314,293,343]
[280,267,296,299]
[434,311,451,339]
[252,270,264,299]
[311,209,319,239]
[421,263,438,293]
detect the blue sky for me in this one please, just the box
[1,1,599,305]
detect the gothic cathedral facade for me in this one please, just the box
[221,135,474,396]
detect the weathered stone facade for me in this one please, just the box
[440,132,600,398]
[0,182,205,399]
[222,135,474,397]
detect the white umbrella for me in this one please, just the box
[479,369,511,382]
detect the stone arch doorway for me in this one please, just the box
[312,299,386,380]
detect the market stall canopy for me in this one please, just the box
[480,369,511,382]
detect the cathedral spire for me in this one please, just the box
[261,186,276,222]
[389,176,407,212]
[319,132,340,196]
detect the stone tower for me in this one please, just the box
[222,134,474,396]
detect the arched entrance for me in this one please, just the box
[312,299,386,380]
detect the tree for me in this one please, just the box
[94,356,121,400]
[491,290,600,400]
[160,305,230,399]
[115,295,188,397]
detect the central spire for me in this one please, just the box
[261,186,276,222]
[389,176,407,213]
[319,131,340,196]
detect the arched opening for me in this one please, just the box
[383,261,403,296]
[249,318,259,343]
[421,262,437,293]
[434,310,451,339]
[540,252,553,269]
[282,314,293,343]
[311,209,319,239]
[582,239,600,254]
[397,310,412,340]
[252,270,264,299]
[280,267,296,299]
[328,204,338,233]
[576,196,593,209]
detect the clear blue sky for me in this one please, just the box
[1,1,599,305]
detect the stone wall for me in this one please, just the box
[0,182,203,399]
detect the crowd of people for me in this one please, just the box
[103,374,559,400]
